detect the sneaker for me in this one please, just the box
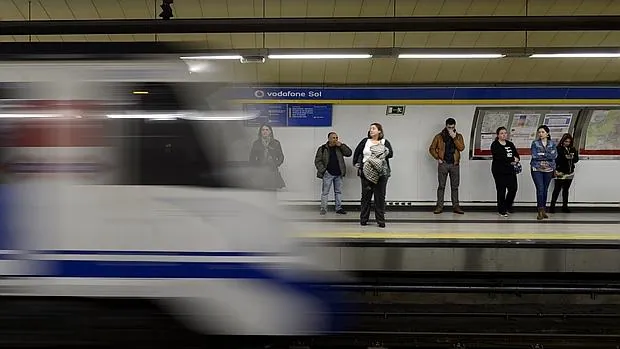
[498,212,508,218]
[378,222,386,228]
[335,209,347,215]
[320,209,326,215]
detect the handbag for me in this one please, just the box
[513,162,522,174]
[554,171,574,180]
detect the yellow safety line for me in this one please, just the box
[299,232,620,240]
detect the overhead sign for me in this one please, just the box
[225,86,620,103]
[243,103,332,127]
[287,104,332,127]
[253,89,323,99]
[243,103,288,127]
[386,105,405,116]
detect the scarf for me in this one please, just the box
[363,142,389,184]
[261,137,273,165]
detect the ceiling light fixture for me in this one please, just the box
[268,54,372,59]
[529,53,620,58]
[180,55,243,60]
[0,114,64,118]
[398,53,506,59]
[106,111,258,121]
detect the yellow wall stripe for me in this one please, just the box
[300,232,620,240]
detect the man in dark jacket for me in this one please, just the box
[314,132,352,215]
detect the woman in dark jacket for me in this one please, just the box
[352,123,394,228]
[550,133,579,213]
[249,124,285,190]
[490,126,520,217]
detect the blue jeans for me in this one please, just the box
[321,172,343,211]
[531,171,553,209]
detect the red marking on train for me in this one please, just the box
[579,149,620,155]
[0,120,107,147]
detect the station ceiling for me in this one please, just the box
[3,0,620,85]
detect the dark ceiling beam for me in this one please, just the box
[0,42,618,60]
[0,42,188,57]
[2,16,620,35]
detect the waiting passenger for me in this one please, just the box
[550,133,579,213]
[314,132,353,215]
[530,125,557,221]
[249,124,285,190]
[490,127,520,217]
[353,123,394,228]
[429,117,465,214]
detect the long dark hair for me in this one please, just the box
[257,123,273,139]
[559,133,573,147]
[537,125,551,140]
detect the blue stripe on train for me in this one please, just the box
[29,250,291,257]
[42,260,291,279]
[0,185,11,251]
[33,250,290,257]
[31,259,347,332]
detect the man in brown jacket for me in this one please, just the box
[429,118,465,214]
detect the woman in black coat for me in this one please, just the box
[249,124,285,190]
[550,133,579,213]
[490,126,520,217]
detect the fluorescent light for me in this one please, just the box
[182,111,259,121]
[0,114,64,118]
[106,111,259,121]
[529,53,620,58]
[106,113,185,119]
[268,54,372,59]
[180,55,243,60]
[398,53,505,59]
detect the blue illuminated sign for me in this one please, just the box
[243,103,333,127]
[287,104,332,127]
[243,103,288,127]
[227,86,620,101]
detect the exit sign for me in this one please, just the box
[386,105,405,116]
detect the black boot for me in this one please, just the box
[549,203,556,213]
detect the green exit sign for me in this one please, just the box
[386,105,405,116]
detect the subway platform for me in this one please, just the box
[284,208,620,273]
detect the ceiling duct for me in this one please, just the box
[1,16,620,35]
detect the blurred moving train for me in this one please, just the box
[0,59,342,347]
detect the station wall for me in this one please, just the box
[229,87,620,207]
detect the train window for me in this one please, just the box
[116,82,231,187]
